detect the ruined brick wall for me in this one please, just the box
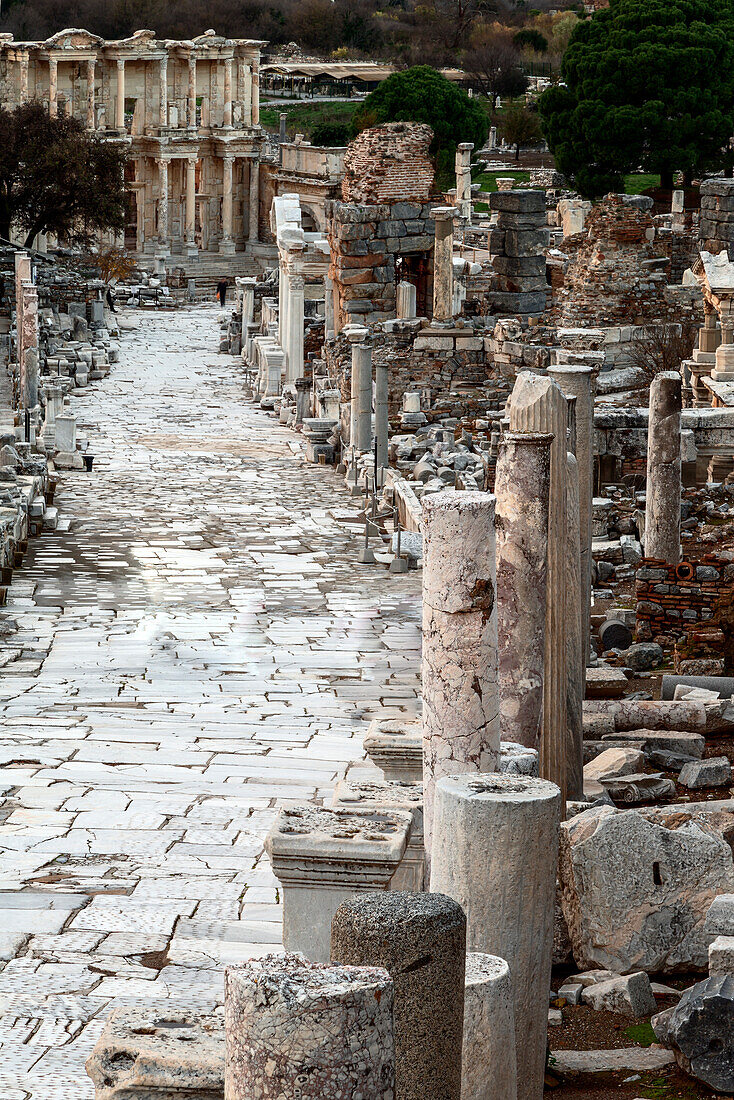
[636,556,734,667]
[341,123,435,204]
[558,194,673,327]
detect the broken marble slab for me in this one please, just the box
[86,1007,224,1099]
[331,778,424,892]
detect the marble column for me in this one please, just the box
[431,207,455,322]
[224,953,395,1100]
[156,158,169,253]
[185,157,197,256]
[251,58,260,125]
[223,58,233,128]
[20,283,38,410]
[509,372,568,803]
[158,56,168,128]
[355,339,373,453]
[462,953,517,1100]
[115,59,125,130]
[19,56,28,104]
[548,363,597,666]
[286,273,305,382]
[397,281,416,320]
[187,55,197,129]
[86,58,96,129]
[240,59,252,126]
[565,450,584,802]
[455,142,473,221]
[324,275,335,342]
[422,491,500,861]
[248,158,259,243]
[430,773,562,1100]
[347,327,368,449]
[220,154,235,255]
[495,431,551,752]
[645,371,682,564]
[331,892,466,1100]
[375,360,389,471]
[48,57,58,118]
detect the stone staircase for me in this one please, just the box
[137,252,263,302]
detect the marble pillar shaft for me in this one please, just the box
[565,451,584,802]
[430,774,562,1100]
[115,59,125,128]
[286,274,305,383]
[422,491,500,860]
[432,208,455,322]
[48,57,58,117]
[185,158,196,242]
[159,57,168,127]
[462,953,517,1100]
[509,374,568,803]
[355,342,373,453]
[187,56,197,128]
[495,431,551,752]
[645,371,682,564]
[86,58,96,128]
[249,158,259,242]
[224,953,395,1100]
[548,364,597,667]
[375,362,389,469]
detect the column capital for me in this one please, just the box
[187,154,198,168]
[222,152,235,166]
[116,57,125,70]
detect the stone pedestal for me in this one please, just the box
[294,377,310,424]
[332,779,424,892]
[265,804,412,963]
[331,891,466,1100]
[548,363,597,666]
[462,953,517,1100]
[364,719,423,783]
[509,373,568,802]
[345,324,369,449]
[495,431,551,752]
[224,953,394,1100]
[645,371,682,564]
[430,773,562,1100]
[422,491,500,861]
[86,1008,224,1099]
[455,142,474,221]
[397,281,417,320]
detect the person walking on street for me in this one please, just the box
[216,279,228,307]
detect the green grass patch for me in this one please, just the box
[259,100,360,142]
[475,170,532,193]
[624,173,661,194]
[624,1019,657,1047]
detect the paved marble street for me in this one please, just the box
[0,306,422,1099]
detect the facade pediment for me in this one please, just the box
[44,28,104,49]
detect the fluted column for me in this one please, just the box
[187,55,197,129]
[565,451,584,801]
[158,56,168,128]
[48,56,58,118]
[223,58,233,127]
[86,58,96,129]
[509,373,568,803]
[495,431,552,751]
[548,364,597,667]
[286,273,305,382]
[115,59,125,130]
[645,371,682,564]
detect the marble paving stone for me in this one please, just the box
[0,307,421,1099]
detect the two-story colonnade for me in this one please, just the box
[0,27,266,258]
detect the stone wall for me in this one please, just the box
[341,122,435,204]
[326,200,435,329]
[699,178,734,255]
[636,555,734,668]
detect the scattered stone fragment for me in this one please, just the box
[581,971,657,1018]
[679,757,732,790]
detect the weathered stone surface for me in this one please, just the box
[581,971,657,1018]
[559,804,734,973]
[583,747,645,799]
[679,757,732,790]
[625,642,664,671]
[462,953,516,1100]
[601,771,676,804]
[645,371,682,565]
[225,953,395,1100]
[653,975,734,1092]
[331,891,465,1100]
[86,1008,224,1099]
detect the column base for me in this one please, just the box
[185,242,199,259]
[219,237,236,256]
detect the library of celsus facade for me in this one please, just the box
[0,27,265,257]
